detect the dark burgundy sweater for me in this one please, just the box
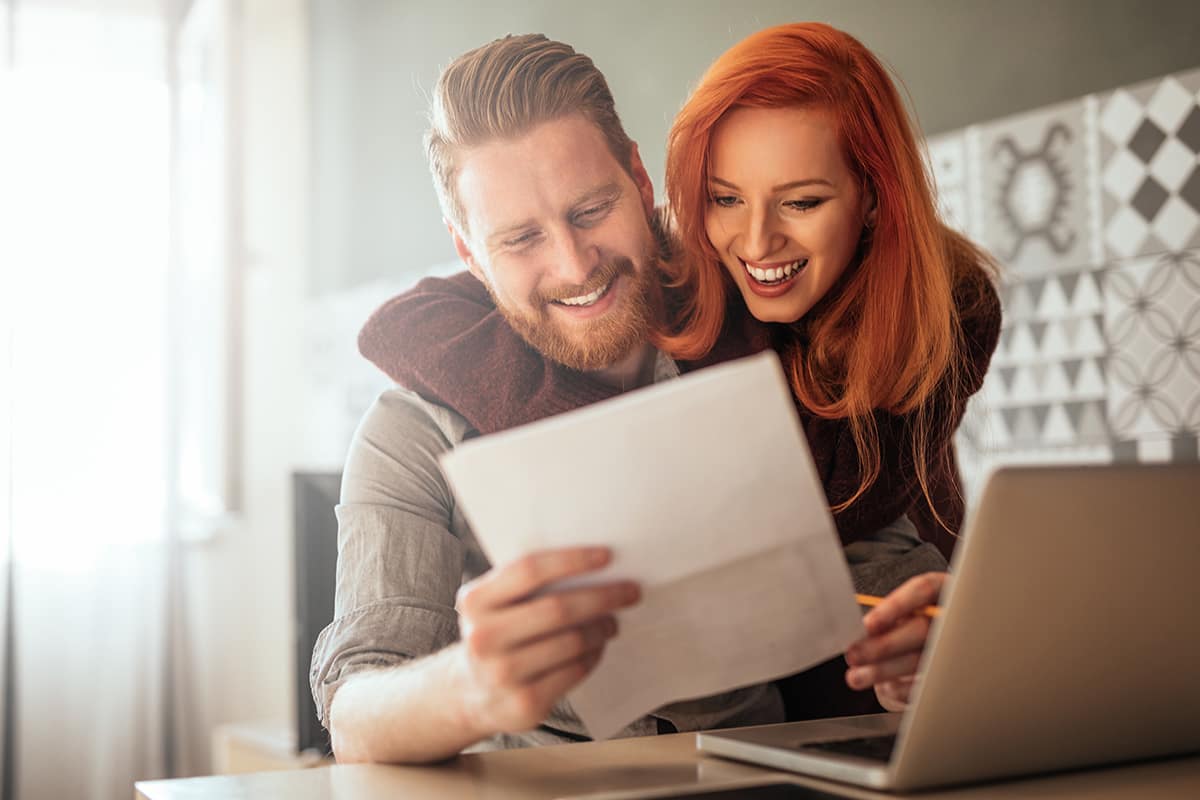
[358,270,1001,561]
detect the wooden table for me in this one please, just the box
[136,729,1200,800]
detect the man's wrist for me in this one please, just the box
[444,642,491,744]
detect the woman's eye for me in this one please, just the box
[785,198,824,211]
[710,195,739,208]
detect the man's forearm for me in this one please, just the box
[329,643,485,764]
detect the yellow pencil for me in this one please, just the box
[855,593,941,619]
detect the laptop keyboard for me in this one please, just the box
[797,734,897,763]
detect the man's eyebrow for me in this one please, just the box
[570,181,622,208]
[709,176,834,191]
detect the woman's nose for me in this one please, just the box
[741,208,784,262]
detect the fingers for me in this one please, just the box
[845,584,939,695]
[467,580,639,653]
[862,572,948,636]
[846,652,922,691]
[874,676,916,711]
[519,648,606,719]
[458,547,612,614]
[454,549,636,736]
[493,616,618,684]
[473,637,609,735]
[846,614,930,668]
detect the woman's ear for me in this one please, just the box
[863,182,878,229]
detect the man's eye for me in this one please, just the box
[710,195,739,208]
[503,232,539,248]
[573,201,614,225]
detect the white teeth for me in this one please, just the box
[556,280,610,307]
[743,259,807,284]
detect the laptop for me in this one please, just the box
[697,464,1200,791]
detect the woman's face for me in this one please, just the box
[704,105,873,324]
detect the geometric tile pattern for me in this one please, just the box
[927,132,974,236]
[940,67,1200,500]
[1103,249,1200,461]
[1099,70,1200,260]
[959,267,1111,458]
[978,99,1096,277]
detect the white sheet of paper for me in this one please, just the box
[440,351,864,740]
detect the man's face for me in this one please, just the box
[450,114,660,372]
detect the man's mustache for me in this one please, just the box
[534,258,635,304]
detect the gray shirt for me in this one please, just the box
[311,359,947,750]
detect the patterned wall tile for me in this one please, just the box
[955,425,1114,504]
[978,99,1098,277]
[927,131,975,237]
[944,66,1200,499]
[1103,249,1200,462]
[963,264,1112,449]
[1098,68,1200,260]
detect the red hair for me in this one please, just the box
[660,22,995,522]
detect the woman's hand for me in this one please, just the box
[844,572,948,712]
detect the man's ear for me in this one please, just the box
[628,142,656,217]
[447,219,484,281]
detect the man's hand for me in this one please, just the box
[453,546,641,737]
[844,572,948,712]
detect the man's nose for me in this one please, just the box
[548,229,597,286]
[741,208,784,262]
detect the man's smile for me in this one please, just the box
[548,274,622,320]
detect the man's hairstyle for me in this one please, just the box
[426,34,635,234]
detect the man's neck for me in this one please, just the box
[589,343,657,391]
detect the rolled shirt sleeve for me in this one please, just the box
[309,385,950,737]
[310,390,479,727]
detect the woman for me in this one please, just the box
[659,23,999,554]
[359,23,1000,709]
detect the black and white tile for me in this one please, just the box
[940,65,1200,494]
[1104,249,1200,462]
[1099,69,1200,260]
[978,99,1097,276]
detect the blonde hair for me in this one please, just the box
[427,34,635,233]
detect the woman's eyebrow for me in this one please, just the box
[772,178,834,191]
[708,176,834,192]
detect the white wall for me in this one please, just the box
[177,0,309,775]
[309,0,1200,294]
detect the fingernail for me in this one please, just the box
[623,583,641,603]
[847,668,868,689]
[845,647,861,665]
[588,548,610,566]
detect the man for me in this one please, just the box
[311,33,946,765]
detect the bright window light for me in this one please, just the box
[0,6,169,573]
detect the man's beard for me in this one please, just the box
[486,248,661,373]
